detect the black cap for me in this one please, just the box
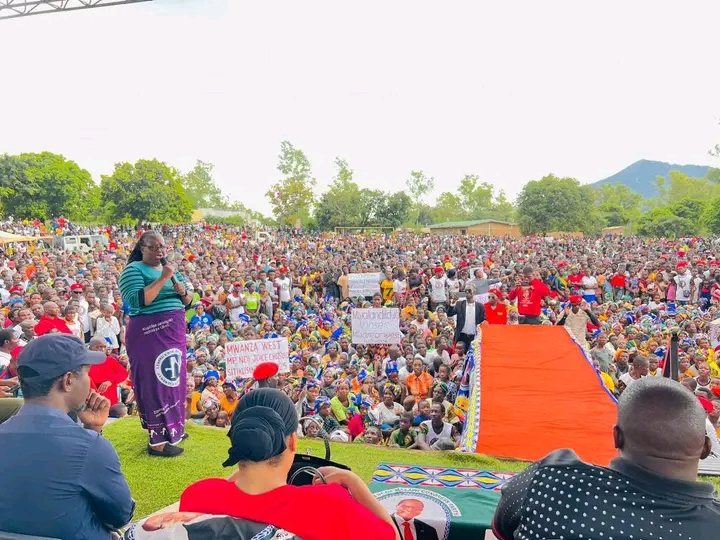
[17,334,107,381]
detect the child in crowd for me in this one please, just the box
[413,399,432,426]
[389,412,419,449]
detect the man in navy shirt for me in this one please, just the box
[0,334,135,539]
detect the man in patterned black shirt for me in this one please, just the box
[492,376,720,540]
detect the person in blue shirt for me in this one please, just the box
[189,302,213,331]
[0,334,135,539]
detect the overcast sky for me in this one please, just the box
[1,0,719,215]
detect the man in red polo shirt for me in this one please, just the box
[484,288,508,325]
[508,266,550,325]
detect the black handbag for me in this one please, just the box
[287,437,351,486]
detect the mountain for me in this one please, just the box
[591,159,712,198]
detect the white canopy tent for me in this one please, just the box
[0,231,50,244]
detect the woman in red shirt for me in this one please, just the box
[180,388,399,540]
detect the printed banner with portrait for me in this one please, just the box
[368,463,515,540]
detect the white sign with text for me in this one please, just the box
[224,338,289,379]
[351,308,401,344]
[348,272,381,297]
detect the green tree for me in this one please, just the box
[314,158,362,230]
[405,170,435,226]
[653,171,720,207]
[594,183,642,226]
[704,196,720,234]
[100,159,192,224]
[431,192,465,223]
[266,141,316,227]
[458,174,493,218]
[516,174,601,235]
[706,168,720,184]
[356,189,386,228]
[380,191,412,228]
[491,190,515,221]
[670,198,707,224]
[182,160,228,209]
[0,152,98,221]
[636,208,698,237]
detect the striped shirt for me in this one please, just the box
[119,261,186,317]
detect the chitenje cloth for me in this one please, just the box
[126,309,187,446]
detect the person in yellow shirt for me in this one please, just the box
[401,296,418,320]
[318,319,333,340]
[696,337,720,377]
[186,377,204,420]
[219,381,240,420]
[380,271,395,304]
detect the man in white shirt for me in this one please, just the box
[70,284,92,342]
[674,265,693,305]
[619,356,649,387]
[446,285,486,352]
[428,267,447,310]
[275,269,292,311]
[0,330,18,369]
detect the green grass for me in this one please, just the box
[106,418,720,519]
[105,418,528,518]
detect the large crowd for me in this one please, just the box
[4,219,720,539]
[3,220,720,450]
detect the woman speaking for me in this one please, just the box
[180,388,399,540]
[119,231,193,457]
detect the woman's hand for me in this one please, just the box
[173,281,187,296]
[314,466,364,493]
[316,466,398,537]
[161,263,176,281]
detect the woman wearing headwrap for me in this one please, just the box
[431,382,459,425]
[119,231,193,457]
[322,341,340,368]
[330,380,357,424]
[179,388,398,540]
[295,379,320,417]
[201,370,223,402]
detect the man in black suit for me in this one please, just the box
[445,284,486,352]
[392,498,439,540]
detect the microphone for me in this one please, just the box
[160,256,178,285]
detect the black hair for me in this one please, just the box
[696,387,713,400]
[223,388,299,467]
[18,366,83,400]
[127,231,162,264]
[0,329,14,348]
[618,377,705,454]
[401,412,414,422]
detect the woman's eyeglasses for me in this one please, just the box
[143,244,166,252]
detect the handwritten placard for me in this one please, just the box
[224,338,290,379]
[348,272,381,297]
[351,308,401,344]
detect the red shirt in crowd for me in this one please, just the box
[88,355,129,405]
[566,272,585,291]
[610,273,626,289]
[347,414,365,440]
[33,316,73,337]
[180,479,396,540]
[484,302,508,325]
[508,279,550,317]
